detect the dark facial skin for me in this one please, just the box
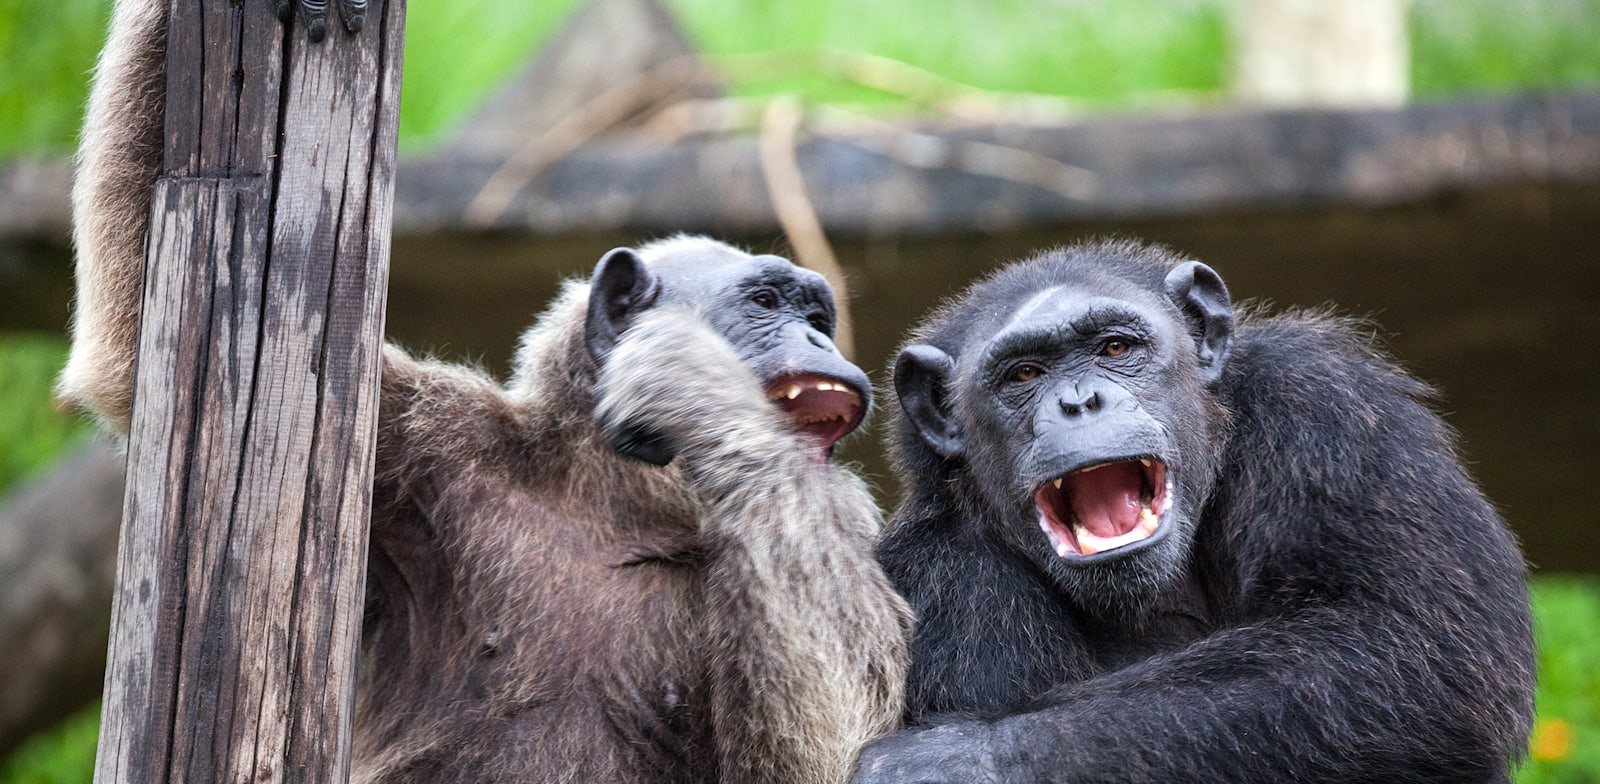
[585,245,871,465]
[895,262,1233,619]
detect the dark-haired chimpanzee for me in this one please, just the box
[853,240,1534,783]
[61,2,909,780]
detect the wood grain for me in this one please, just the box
[94,1,404,781]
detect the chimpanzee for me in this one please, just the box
[853,240,1535,783]
[65,1,914,779]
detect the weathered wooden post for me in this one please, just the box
[94,0,404,781]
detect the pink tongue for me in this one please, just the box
[1064,462,1143,538]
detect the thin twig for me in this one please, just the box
[757,96,855,361]
[812,105,1100,201]
[463,55,712,229]
[707,48,1089,123]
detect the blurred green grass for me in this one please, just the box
[0,709,95,784]
[1521,575,1600,783]
[3,0,1599,158]
[0,335,91,491]
[1410,0,1600,97]
[666,0,1228,107]
[0,336,94,784]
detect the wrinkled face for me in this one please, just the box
[679,254,870,451]
[963,284,1206,614]
[896,261,1233,618]
[586,244,870,458]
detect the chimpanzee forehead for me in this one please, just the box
[992,282,1168,340]
[650,250,820,302]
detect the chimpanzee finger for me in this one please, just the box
[275,0,294,23]
[337,0,367,33]
[299,0,330,41]
[605,422,679,467]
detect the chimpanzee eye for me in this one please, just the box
[751,289,780,310]
[1010,363,1045,382]
[1101,339,1131,357]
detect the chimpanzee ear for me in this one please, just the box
[894,344,964,460]
[585,248,661,363]
[1163,261,1235,387]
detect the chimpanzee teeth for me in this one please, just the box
[1052,477,1064,490]
[769,381,860,401]
[1073,524,1149,556]
[1139,458,1152,467]
[1039,512,1074,558]
[1138,504,1160,534]
[1067,499,1161,556]
[793,413,844,425]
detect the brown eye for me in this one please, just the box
[1011,363,1044,382]
[1102,340,1129,357]
[751,290,779,309]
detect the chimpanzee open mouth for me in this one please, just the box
[764,374,866,450]
[1034,458,1172,559]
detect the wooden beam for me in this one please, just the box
[392,91,1600,236]
[94,1,404,781]
[5,92,1600,243]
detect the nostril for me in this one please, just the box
[806,330,831,350]
[1061,390,1101,417]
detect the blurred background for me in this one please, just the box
[1,0,1596,781]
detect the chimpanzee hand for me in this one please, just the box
[851,722,1006,784]
[594,308,774,468]
[275,0,367,41]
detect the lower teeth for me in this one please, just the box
[1070,505,1160,556]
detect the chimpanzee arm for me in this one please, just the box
[60,0,381,432]
[58,0,167,433]
[597,309,912,783]
[856,597,1530,784]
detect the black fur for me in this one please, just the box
[854,240,1535,784]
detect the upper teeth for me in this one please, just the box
[772,381,857,400]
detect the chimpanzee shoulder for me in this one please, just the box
[1205,310,1522,612]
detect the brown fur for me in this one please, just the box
[63,3,911,782]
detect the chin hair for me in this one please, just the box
[1046,514,1195,626]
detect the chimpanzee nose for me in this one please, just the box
[806,329,833,350]
[1060,385,1102,417]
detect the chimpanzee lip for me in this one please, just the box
[763,374,866,451]
[1033,456,1173,561]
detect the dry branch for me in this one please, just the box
[757,96,855,360]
